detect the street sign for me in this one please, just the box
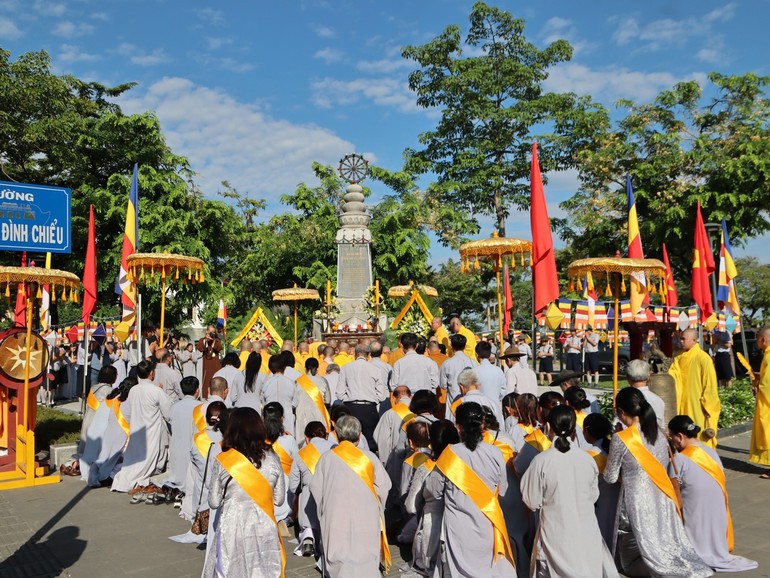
[0,180,71,254]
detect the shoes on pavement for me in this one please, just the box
[301,538,314,557]
[128,485,146,504]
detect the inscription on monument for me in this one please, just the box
[337,243,372,299]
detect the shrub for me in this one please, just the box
[718,378,755,429]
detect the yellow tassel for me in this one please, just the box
[497,256,502,270]
[199,271,204,283]
[621,277,627,293]
[161,267,166,279]
[36,286,42,300]
[61,289,67,302]
[474,258,480,271]
[605,284,612,297]
[577,278,583,291]
[650,282,657,295]
[4,284,9,298]
[72,288,78,303]
[568,280,574,292]
[660,279,666,295]
[51,286,56,303]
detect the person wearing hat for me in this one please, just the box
[447,314,478,361]
[502,347,538,397]
[516,334,532,363]
[583,326,600,385]
[550,370,600,415]
[536,336,554,387]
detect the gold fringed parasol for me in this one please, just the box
[459,233,533,351]
[566,257,666,400]
[127,253,206,348]
[272,285,320,345]
[0,266,80,490]
[387,284,438,298]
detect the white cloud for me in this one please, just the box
[117,77,355,203]
[610,3,737,51]
[314,47,344,63]
[59,43,99,63]
[206,36,232,50]
[116,44,170,66]
[195,8,223,25]
[539,16,594,56]
[52,20,94,37]
[0,17,22,39]
[355,57,411,74]
[311,76,420,113]
[697,36,727,64]
[33,0,65,17]
[195,54,255,73]
[315,26,336,38]
[544,63,706,103]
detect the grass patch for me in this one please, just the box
[34,406,82,451]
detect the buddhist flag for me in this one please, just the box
[583,272,597,328]
[662,243,678,307]
[82,205,97,324]
[717,219,740,316]
[217,299,227,330]
[503,264,513,334]
[692,202,715,322]
[530,142,559,315]
[626,175,648,314]
[116,164,139,325]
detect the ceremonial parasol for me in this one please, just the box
[127,253,206,348]
[387,284,438,298]
[0,266,79,489]
[272,285,320,345]
[459,233,533,349]
[567,257,666,399]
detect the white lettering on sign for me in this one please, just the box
[0,189,34,202]
[1,222,29,242]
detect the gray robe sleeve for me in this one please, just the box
[602,434,626,484]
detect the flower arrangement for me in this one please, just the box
[246,323,272,345]
[399,309,430,338]
[363,285,384,319]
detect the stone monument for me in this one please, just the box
[335,153,372,328]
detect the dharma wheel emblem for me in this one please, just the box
[337,153,369,184]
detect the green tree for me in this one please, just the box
[734,257,770,325]
[559,73,770,278]
[401,1,603,242]
[426,259,493,330]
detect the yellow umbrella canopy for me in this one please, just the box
[0,266,80,302]
[272,285,320,345]
[387,284,438,298]
[566,257,666,400]
[127,253,206,347]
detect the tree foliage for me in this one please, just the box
[559,72,770,278]
[734,257,770,325]
[401,1,604,242]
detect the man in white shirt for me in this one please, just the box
[339,344,386,449]
[502,347,538,396]
[392,333,439,393]
[564,329,583,371]
[474,341,506,401]
[627,359,666,428]
[583,326,600,385]
[516,335,532,364]
[153,349,183,402]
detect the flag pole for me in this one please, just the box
[80,320,89,416]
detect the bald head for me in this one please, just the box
[298,342,309,354]
[681,329,698,351]
[431,316,443,331]
[339,342,350,353]
[393,385,411,400]
[282,340,295,352]
[758,326,770,351]
[209,376,228,397]
[240,339,252,352]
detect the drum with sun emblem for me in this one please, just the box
[0,327,49,390]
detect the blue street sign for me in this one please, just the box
[0,181,72,254]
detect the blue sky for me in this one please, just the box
[1,0,768,264]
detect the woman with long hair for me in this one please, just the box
[187,402,228,524]
[404,419,459,577]
[237,351,264,411]
[202,407,285,578]
[668,415,757,572]
[521,406,618,578]
[514,391,564,477]
[425,402,516,577]
[605,388,711,577]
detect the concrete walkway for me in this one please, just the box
[1,430,768,577]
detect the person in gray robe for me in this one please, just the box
[668,415,757,573]
[78,365,118,454]
[261,355,299,436]
[448,369,504,428]
[310,415,391,578]
[605,387,711,578]
[236,351,266,412]
[581,412,620,551]
[111,361,173,495]
[521,406,618,578]
[424,402,516,578]
[202,407,285,578]
[289,421,335,557]
[294,358,331,447]
[373,386,413,501]
[154,349,184,402]
[88,376,137,487]
[165,377,200,492]
[188,403,226,522]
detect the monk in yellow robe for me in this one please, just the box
[333,342,354,367]
[431,316,451,357]
[669,329,721,447]
[294,341,311,374]
[448,314,478,361]
[750,327,770,472]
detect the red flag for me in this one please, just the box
[530,142,559,315]
[503,265,513,334]
[14,252,27,326]
[82,205,97,324]
[692,202,715,322]
[662,243,678,307]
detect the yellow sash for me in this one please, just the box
[524,428,552,452]
[404,450,431,470]
[517,423,535,435]
[297,375,330,431]
[272,439,293,476]
[105,398,130,436]
[586,449,607,474]
[298,442,323,475]
[392,402,416,431]
[483,431,516,466]
[217,449,285,576]
[331,441,391,570]
[424,458,436,472]
[617,425,681,517]
[193,403,206,432]
[435,445,515,568]
[450,397,463,416]
[575,410,587,430]
[681,444,734,551]
[87,389,100,412]
[194,429,216,458]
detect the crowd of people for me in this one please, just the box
[70,315,766,578]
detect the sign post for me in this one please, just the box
[0,181,72,254]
